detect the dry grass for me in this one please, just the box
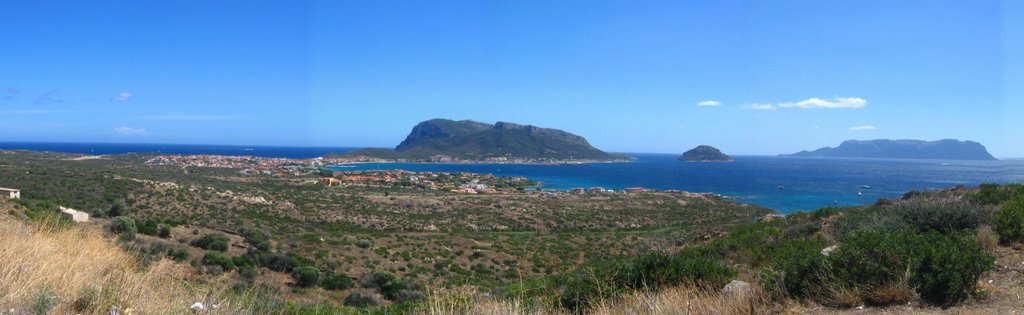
[590,286,772,315]
[976,225,1000,252]
[425,285,772,315]
[0,217,250,314]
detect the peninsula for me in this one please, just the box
[783,139,998,161]
[329,119,628,163]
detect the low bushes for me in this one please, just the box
[192,234,230,252]
[994,195,1024,244]
[541,251,738,312]
[895,200,979,233]
[110,217,137,240]
[911,232,993,306]
[201,252,235,271]
[292,266,321,287]
[322,274,355,290]
[767,229,992,307]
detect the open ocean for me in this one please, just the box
[2,142,1021,213]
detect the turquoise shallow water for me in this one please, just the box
[330,154,1024,213]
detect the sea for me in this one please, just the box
[3,142,1022,214]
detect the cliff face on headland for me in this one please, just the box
[679,145,733,162]
[783,139,997,161]
[332,119,623,161]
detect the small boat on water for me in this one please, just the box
[859,185,872,189]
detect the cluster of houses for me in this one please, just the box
[146,155,330,177]
[318,170,536,194]
[567,187,650,194]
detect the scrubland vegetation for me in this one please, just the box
[2,150,1023,314]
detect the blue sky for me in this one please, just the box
[1,1,1021,157]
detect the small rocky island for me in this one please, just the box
[679,145,733,162]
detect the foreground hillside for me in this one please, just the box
[2,150,1023,314]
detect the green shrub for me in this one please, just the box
[359,271,422,301]
[911,232,993,306]
[619,251,736,291]
[994,196,1024,244]
[192,234,230,252]
[168,248,189,262]
[826,229,993,307]
[356,239,373,249]
[239,265,257,280]
[31,287,57,315]
[292,266,321,287]
[136,218,159,236]
[321,274,355,290]
[110,217,137,240]
[157,224,172,238]
[972,184,1022,205]
[829,229,916,290]
[763,238,827,298]
[264,253,297,272]
[895,200,979,233]
[344,292,377,307]
[201,252,235,271]
[556,266,622,312]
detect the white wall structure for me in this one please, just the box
[59,206,90,223]
[0,187,19,199]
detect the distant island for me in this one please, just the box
[679,145,733,162]
[328,119,628,163]
[783,139,998,161]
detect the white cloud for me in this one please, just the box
[112,126,149,136]
[778,97,866,109]
[112,92,134,102]
[849,125,877,131]
[145,114,239,121]
[696,100,721,107]
[742,103,776,110]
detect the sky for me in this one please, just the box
[1,1,1021,157]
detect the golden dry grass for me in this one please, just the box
[425,285,772,315]
[0,217,250,314]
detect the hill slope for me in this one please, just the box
[783,139,997,160]
[335,119,621,161]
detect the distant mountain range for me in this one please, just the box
[679,145,733,162]
[330,119,624,161]
[783,139,997,161]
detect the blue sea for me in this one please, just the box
[2,142,1020,213]
[330,155,1024,213]
[0,142,357,158]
